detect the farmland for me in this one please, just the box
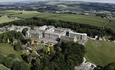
[85,39,115,66]
[0,10,40,24]
[36,13,115,32]
[37,13,107,27]
[0,10,115,32]
[0,10,40,19]
[4,10,115,32]
[0,64,9,70]
[0,15,17,24]
[0,10,115,69]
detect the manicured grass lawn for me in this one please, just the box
[0,43,20,57]
[0,64,9,70]
[85,39,115,66]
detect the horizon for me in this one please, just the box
[0,0,115,4]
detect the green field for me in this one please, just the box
[37,13,115,32]
[0,10,115,32]
[85,39,115,66]
[0,43,22,69]
[37,13,107,26]
[0,10,40,24]
[0,64,9,70]
[0,15,17,24]
[0,10,115,67]
[0,10,40,19]
[0,43,20,57]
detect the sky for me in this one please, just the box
[0,0,115,3]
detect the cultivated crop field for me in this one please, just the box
[85,39,115,66]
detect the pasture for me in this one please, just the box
[0,43,20,57]
[85,39,115,66]
[0,10,115,32]
[0,64,9,70]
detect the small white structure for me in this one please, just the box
[75,58,96,70]
[7,25,30,32]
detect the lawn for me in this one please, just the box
[0,43,20,57]
[85,39,115,66]
[0,64,9,70]
[0,15,17,24]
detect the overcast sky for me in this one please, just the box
[0,0,115,3]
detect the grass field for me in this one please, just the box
[0,10,40,24]
[0,10,115,67]
[0,10,115,32]
[36,13,115,32]
[0,43,20,57]
[85,39,115,66]
[0,64,9,70]
[0,10,40,19]
[0,15,17,24]
[37,13,107,27]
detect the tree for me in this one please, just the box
[94,65,103,70]
[2,54,18,68]
[60,42,85,66]
[31,42,85,70]
[104,63,115,70]
[13,41,22,51]
[11,60,30,70]
[0,31,24,43]
[0,54,5,64]
[22,28,28,36]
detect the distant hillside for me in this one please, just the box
[0,1,115,12]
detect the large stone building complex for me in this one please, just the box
[29,25,88,45]
[0,25,88,45]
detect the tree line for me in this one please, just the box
[0,22,114,70]
[0,30,85,70]
[0,17,114,40]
